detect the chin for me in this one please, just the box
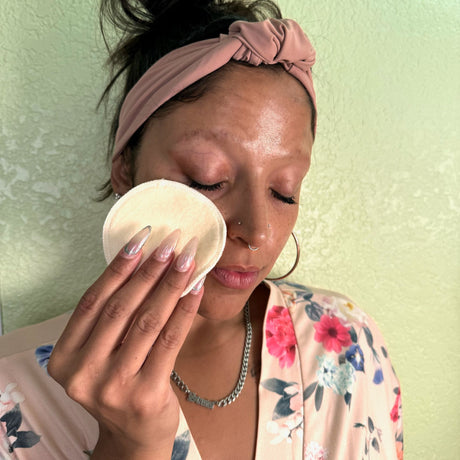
[196,276,260,320]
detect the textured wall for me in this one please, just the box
[0,1,112,330]
[0,1,458,459]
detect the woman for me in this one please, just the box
[0,1,402,459]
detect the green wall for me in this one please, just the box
[1,1,458,458]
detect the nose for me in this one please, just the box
[227,190,270,249]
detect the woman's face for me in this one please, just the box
[113,65,314,319]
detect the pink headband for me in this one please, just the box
[113,18,316,160]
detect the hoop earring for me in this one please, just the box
[266,232,300,281]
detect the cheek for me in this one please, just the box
[277,205,299,230]
[271,207,299,248]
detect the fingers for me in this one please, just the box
[113,238,200,374]
[142,286,204,381]
[83,230,183,354]
[48,224,207,452]
[55,226,152,353]
[52,226,203,395]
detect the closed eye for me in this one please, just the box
[271,189,297,205]
[189,180,223,192]
[190,180,296,204]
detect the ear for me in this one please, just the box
[111,151,133,195]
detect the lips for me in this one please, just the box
[211,266,260,290]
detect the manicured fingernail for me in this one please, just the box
[153,229,181,262]
[123,226,151,257]
[190,276,206,295]
[175,237,198,272]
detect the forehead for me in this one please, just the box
[203,63,313,126]
[138,64,314,171]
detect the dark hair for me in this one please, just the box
[97,0,301,200]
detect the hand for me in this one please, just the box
[48,227,203,459]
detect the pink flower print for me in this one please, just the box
[285,384,303,411]
[390,389,402,422]
[313,315,352,353]
[396,441,404,460]
[266,306,297,368]
[305,441,328,459]
[266,412,303,445]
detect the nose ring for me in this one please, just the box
[236,220,269,251]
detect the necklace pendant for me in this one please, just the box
[187,391,215,409]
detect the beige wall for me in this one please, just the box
[1,1,458,458]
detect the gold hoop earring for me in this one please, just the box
[266,232,300,281]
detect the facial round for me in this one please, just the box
[114,64,314,316]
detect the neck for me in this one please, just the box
[180,306,247,359]
[179,283,269,359]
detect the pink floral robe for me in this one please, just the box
[0,281,403,459]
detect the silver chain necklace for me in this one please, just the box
[170,302,252,409]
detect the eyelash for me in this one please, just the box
[189,181,296,205]
[271,189,297,205]
[189,180,223,192]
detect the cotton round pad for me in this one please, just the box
[103,179,226,296]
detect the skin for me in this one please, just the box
[48,65,314,459]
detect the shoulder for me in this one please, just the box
[268,280,381,341]
[0,312,70,359]
[0,313,98,458]
[266,280,403,459]
[267,279,400,396]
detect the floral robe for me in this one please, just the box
[0,281,403,459]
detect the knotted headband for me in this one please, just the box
[113,18,316,160]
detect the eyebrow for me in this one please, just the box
[175,127,311,162]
